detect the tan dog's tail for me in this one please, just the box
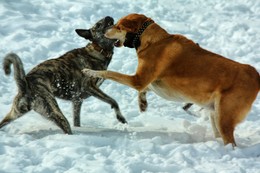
[3,53,28,94]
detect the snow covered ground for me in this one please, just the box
[0,0,260,172]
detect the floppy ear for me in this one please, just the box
[119,19,139,32]
[75,29,92,40]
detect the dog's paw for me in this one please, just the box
[138,92,148,112]
[82,68,101,78]
[139,100,148,112]
[117,115,128,124]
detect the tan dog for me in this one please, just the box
[83,13,260,147]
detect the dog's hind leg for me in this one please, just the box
[0,112,14,128]
[210,111,221,138]
[33,94,72,134]
[72,100,83,127]
[215,88,256,147]
[88,84,127,124]
[183,103,193,112]
[0,108,25,129]
[0,94,31,129]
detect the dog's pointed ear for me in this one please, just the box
[75,29,92,40]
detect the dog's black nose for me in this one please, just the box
[105,16,114,25]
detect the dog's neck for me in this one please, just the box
[85,43,113,60]
[124,20,154,49]
[138,23,170,52]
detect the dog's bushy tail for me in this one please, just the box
[3,53,28,94]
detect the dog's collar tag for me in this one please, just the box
[124,20,154,49]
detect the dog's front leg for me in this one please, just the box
[82,69,154,92]
[73,100,83,127]
[138,91,148,112]
[82,69,137,89]
[87,83,127,124]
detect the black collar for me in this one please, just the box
[86,43,113,58]
[84,43,113,66]
[124,20,154,49]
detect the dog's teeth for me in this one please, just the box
[114,40,121,47]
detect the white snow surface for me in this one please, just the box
[0,0,260,173]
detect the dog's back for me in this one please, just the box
[27,47,108,100]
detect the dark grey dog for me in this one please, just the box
[0,16,127,134]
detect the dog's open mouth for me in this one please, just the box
[114,40,121,47]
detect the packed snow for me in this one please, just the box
[0,0,260,172]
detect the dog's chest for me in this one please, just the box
[148,80,186,102]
